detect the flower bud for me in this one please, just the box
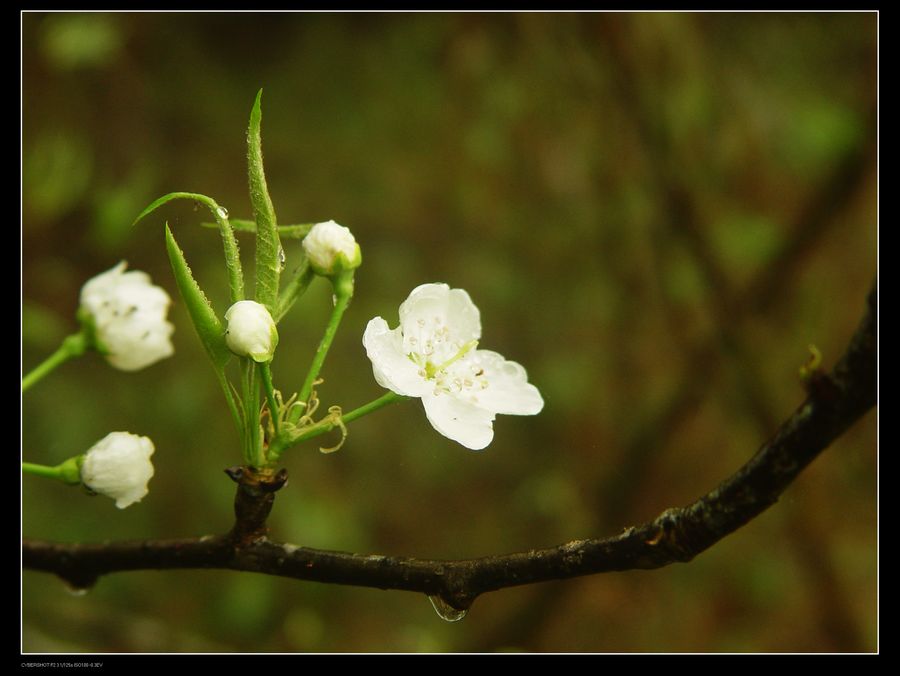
[302,220,362,277]
[224,300,278,362]
[80,432,155,509]
[79,262,175,371]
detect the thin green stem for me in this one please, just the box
[201,221,314,239]
[342,391,409,425]
[22,333,88,392]
[259,362,280,439]
[22,457,81,485]
[274,257,314,323]
[216,370,244,437]
[289,273,355,423]
[268,391,408,459]
[240,359,262,468]
[22,462,65,480]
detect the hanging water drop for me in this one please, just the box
[427,595,468,622]
[216,206,229,219]
[278,246,286,270]
[63,580,94,597]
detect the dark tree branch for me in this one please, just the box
[22,283,876,613]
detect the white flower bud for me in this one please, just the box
[80,432,155,509]
[302,220,362,276]
[224,300,278,362]
[79,262,175,371]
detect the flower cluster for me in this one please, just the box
[364,283,543,450]
[79,262,175,371]
[80,432,155,509]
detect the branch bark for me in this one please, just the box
[23,283,876,613]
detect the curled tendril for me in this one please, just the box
[318,406,347,454]
[288,378,324,428]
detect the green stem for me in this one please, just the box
[22,332,88,392]
[259,361,280,439]
[269,391,408,459]
[342,391,409,425]
[22,457,82,485]
[216,370,244,437]
[289,273,354,423]
[240,359,262,468]
[274,257,314,323]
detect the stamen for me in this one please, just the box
[319,406,348,454]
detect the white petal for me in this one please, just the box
[469,350,544,415]
[225,300,278,362]
[422,392,495,450]
[80,432,155,509]
[80,262,175,371]
[102,315,175,371]
[362,317,430,397]
[399,283,481,345]
[302,220,361,274]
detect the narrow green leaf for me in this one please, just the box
[164,224,231,370]
[135,191,244,304]
[247,89,281,313]
[201,221,313,239]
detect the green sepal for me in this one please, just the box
[164,224,232,370]
[59,455,83,485]
[134,191,244,304]
[247,89,281,313]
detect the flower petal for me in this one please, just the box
[80,262,175,371]
[399,283,481,346]
[469,350,544,415]
[363,317,430,397]
[422,392,495,450]
[225,300,278,362]
[80,431,155,509]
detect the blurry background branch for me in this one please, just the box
[23,280,877,614]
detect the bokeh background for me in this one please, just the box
[22,12,877,653]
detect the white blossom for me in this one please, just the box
[79,262,175,371]
[363,283,543,450]
[302,220,361,276]
[80,432,155,509]
[224,300,278,362]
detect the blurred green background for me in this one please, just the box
[22,12,877,653]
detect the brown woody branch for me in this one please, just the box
[23,283,876,613]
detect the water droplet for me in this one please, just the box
[278,246,286,270]
[216,206,229,219]
[63,580,94,596]
[427,595,468,622]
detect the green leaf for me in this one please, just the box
[247,89,281,313]
[201,220,314,239]
[164,224,232,371]
[135,191,244,304]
